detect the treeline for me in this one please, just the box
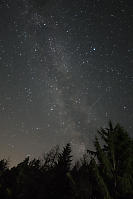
[0,121,133,199]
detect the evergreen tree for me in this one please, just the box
[49,143,73,199]
[0,159,10,199]
[87,121,133,199]
[57,143,72,173]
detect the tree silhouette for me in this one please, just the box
[57,143,72,173]
[47,143,74,199]
[87,121,133,199]
[0,122,132,199]
[0,159,10,198]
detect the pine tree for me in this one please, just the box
[57,143,72,173]
[87,121,133,199]
[0,159,10,198]
[49,143,73,199]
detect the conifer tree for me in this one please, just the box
[57,143,72,173]
[87,121,133,199]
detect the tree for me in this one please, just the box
[57,143,72,173]
[48,143,73,199]
[0,159,10,199]
[87,121,133,199]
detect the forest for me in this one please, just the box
[0,121,133,199]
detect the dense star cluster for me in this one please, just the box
[0,0,133,165]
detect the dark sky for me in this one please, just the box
[0,0,133,166]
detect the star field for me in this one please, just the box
[0,0,133,166]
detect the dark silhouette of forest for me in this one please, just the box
[0,121,133,199]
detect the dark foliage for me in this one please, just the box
[0,122,132,199]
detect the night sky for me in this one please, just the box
[0,0,133,166]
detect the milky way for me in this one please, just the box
[0,0,133,166]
